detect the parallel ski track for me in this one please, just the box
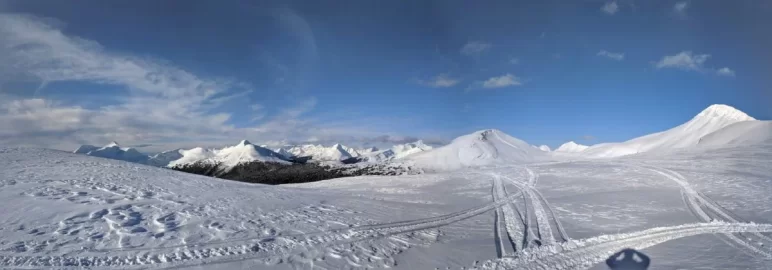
[487,222,772,270]
[0,180,527,268]
[644,166,772,257]
[492,174,525,253]
[492,179,508,257]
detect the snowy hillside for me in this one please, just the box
[407,129,549,171]
[3,143,772,269]
[536,145,551,152]
[554,141,589,153]
[145,149,183,167]
[360,140,434,162]
[698,120,772,147]
[74,142,149,163]
[580,104,756,158]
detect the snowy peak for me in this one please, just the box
[237,140,252,146]
[694,104,755,122]
[555,141,589,153]
[104,141,120,148]
[408,129,548,171]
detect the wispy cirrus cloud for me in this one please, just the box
[597,50,625,61]
[480,74,522,89]
[416,73,460,88]
[460,41,491,56]
[0,13,430,151]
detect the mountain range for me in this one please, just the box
[73,104,770,171]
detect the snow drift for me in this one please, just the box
[407,129,548,171]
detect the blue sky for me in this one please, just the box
[0,0,770,152]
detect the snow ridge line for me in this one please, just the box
[482,222,772,270]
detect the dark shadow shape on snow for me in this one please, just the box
[606,248,650,270]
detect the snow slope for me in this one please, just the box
[3,144,772,269]
[698,120,772,147]
[407,129,548,171]
[580,104,756,158]
[74,142,149,163]
[282,144,354,161]
[145,149,183,167]
[167,140,288,169]
[536,145,551,152]
[554,141,589,153]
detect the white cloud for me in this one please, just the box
[654,51,735,77]
[460,41,491,56]
[0,13,427,152]
[601,1,619,15]
[655,51,710,71]
[674,1,689,15]
[481,74,522,88]
[597,50,625,61]
[717,67,736,77]
[509,58,520,64]
[417,73,460,88]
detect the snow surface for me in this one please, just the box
[407,129,549,171]
[555,141,589,153]
[6,104,771,269]
[145,149,183,167]
[537,145,551,152]
[579,104,756,158]
[2,142,772,269]
[698,121,772,147]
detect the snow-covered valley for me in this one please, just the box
[1,104,772,269]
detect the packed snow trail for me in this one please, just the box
[501,169,556,246]
[644,166,772,257]
[480,222,772,270]
[492,174,525,253]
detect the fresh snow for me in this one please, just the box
[2,141,772,269]
[698,120,772,147]
[536,145,551,152]
[6,103,771,269]
[555,141,589,153]
[281,143,354,161]
[579,104,756,158]
[407,129,549,171]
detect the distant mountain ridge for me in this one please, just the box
[72,104,769,171]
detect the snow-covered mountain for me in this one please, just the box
[698,121,772,147]
[145,149,183,167]
[536,145,551,152]
[73,141,149,163]
[407,129,548,171]
[281,144,354,161]
[358,141,433,162]
[169,140,289,170]
[555,141,589,153]
[579,104,756,158]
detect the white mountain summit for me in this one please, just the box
[579,104,757,158]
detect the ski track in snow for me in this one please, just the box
[481,222,772,270]
[643,165,772,258]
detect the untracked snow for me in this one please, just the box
[555,141,589,153]
[579,104,757,158]
[697,120,772,147]
[407,129,549,171]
